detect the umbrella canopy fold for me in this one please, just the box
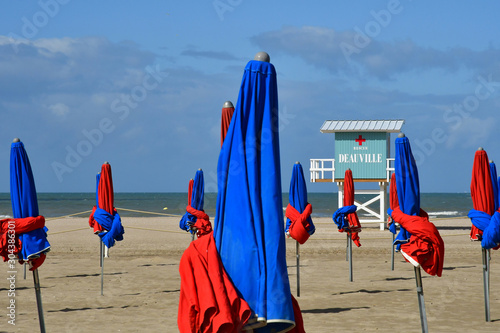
[213,58,296,331]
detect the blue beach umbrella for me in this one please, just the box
[286,162,315,297]
[179,169,205,238]
[214,53,296,332]
[393,133,428,332]
[489,161,499,211]
[10,138,49,333]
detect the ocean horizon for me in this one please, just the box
[0,192,473,220]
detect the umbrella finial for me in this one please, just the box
[295,161,300,164]
[478,147,484,151]
[104,161,109,164]
[254,51,270,62]
[398,132,405,138]
[13,138,20,142]
[490,160,494,163]
[198,168,202,171]
[223,101,234,108]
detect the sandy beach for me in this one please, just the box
[1,216,500,332]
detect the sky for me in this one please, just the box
[1,0,500,193]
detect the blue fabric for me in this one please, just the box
[10,141,50,260]
[179,170,204,233]
[490,162,499,211]
[286,163,315,235]
[95,173,101,208]
[94,208,124,248]
[332,205,357,231]
[392,136,419,246]
[213,60,294,332]
[387,208,397,234]
[468,209,500,249]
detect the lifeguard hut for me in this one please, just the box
[310,120,405,229]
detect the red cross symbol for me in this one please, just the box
[355,135,366,146]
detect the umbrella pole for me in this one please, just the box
[24,262,27,279]
[346,234,349,261]
[296,240,300,297]
[348,233,353,282]
[482,247,490,322]
[101,240,104,296]
[99,238,103,267]
[391,232,395,271]
[33,268,46,333]
[414,266,428,333]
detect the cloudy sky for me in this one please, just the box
[1,0,500,193]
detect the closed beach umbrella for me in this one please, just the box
[88,162,124,295]
[214,52,299,332]
[387,172,398,270]
[285,161,315,296]
[332,169,360,282]
[179,169,212,240]
[221,101,235,147]
[467,148,499,321]
[9,138,50,332]
[390,133,445,333]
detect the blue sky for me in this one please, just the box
[1,0,500,193]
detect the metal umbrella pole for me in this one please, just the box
[32,268,46,333]
[296,241,300,297]
[101,240,105,296]
[391,232,395,271]
[348,232,353,282]
[414,266,428,333]
[482,247,491,322]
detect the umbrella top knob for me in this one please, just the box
[295,161,300,164]
[104,161,109,164]
[398,132,405,138]
[13,138,20,142]
[478,147,484,151]
[198,168,202,171]
[223,101,234,108]
[254,51,270,62]
[490,160,494,163]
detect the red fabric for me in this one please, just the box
[387,173,398,226]
[0,216,46,269]
[391,207,445,277]
[98,163,115,215]
[188,179,194,207]
[285,203,312,244]
[178,233,251,333]
[221,107,235,147]
[343,169,361,247]
[470,150,495,241]
[186,205,213,238]
[89,163,115,233]
[289,294,305,333]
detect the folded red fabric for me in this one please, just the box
[285,203,312,244]
[391,207,445,277]
[0,216,47,270]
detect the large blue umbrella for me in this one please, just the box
[214,53,295,332]
[179,169,205,240]
[393,133,427,332]
[10,138,49,333]
[286,161,315,297]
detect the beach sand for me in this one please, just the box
[1,216,500,332]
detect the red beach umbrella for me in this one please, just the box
[469,148,495,322]
[220,101,234,147]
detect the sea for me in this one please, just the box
[0,192,473,220]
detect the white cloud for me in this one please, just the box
[48,102,69,116]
